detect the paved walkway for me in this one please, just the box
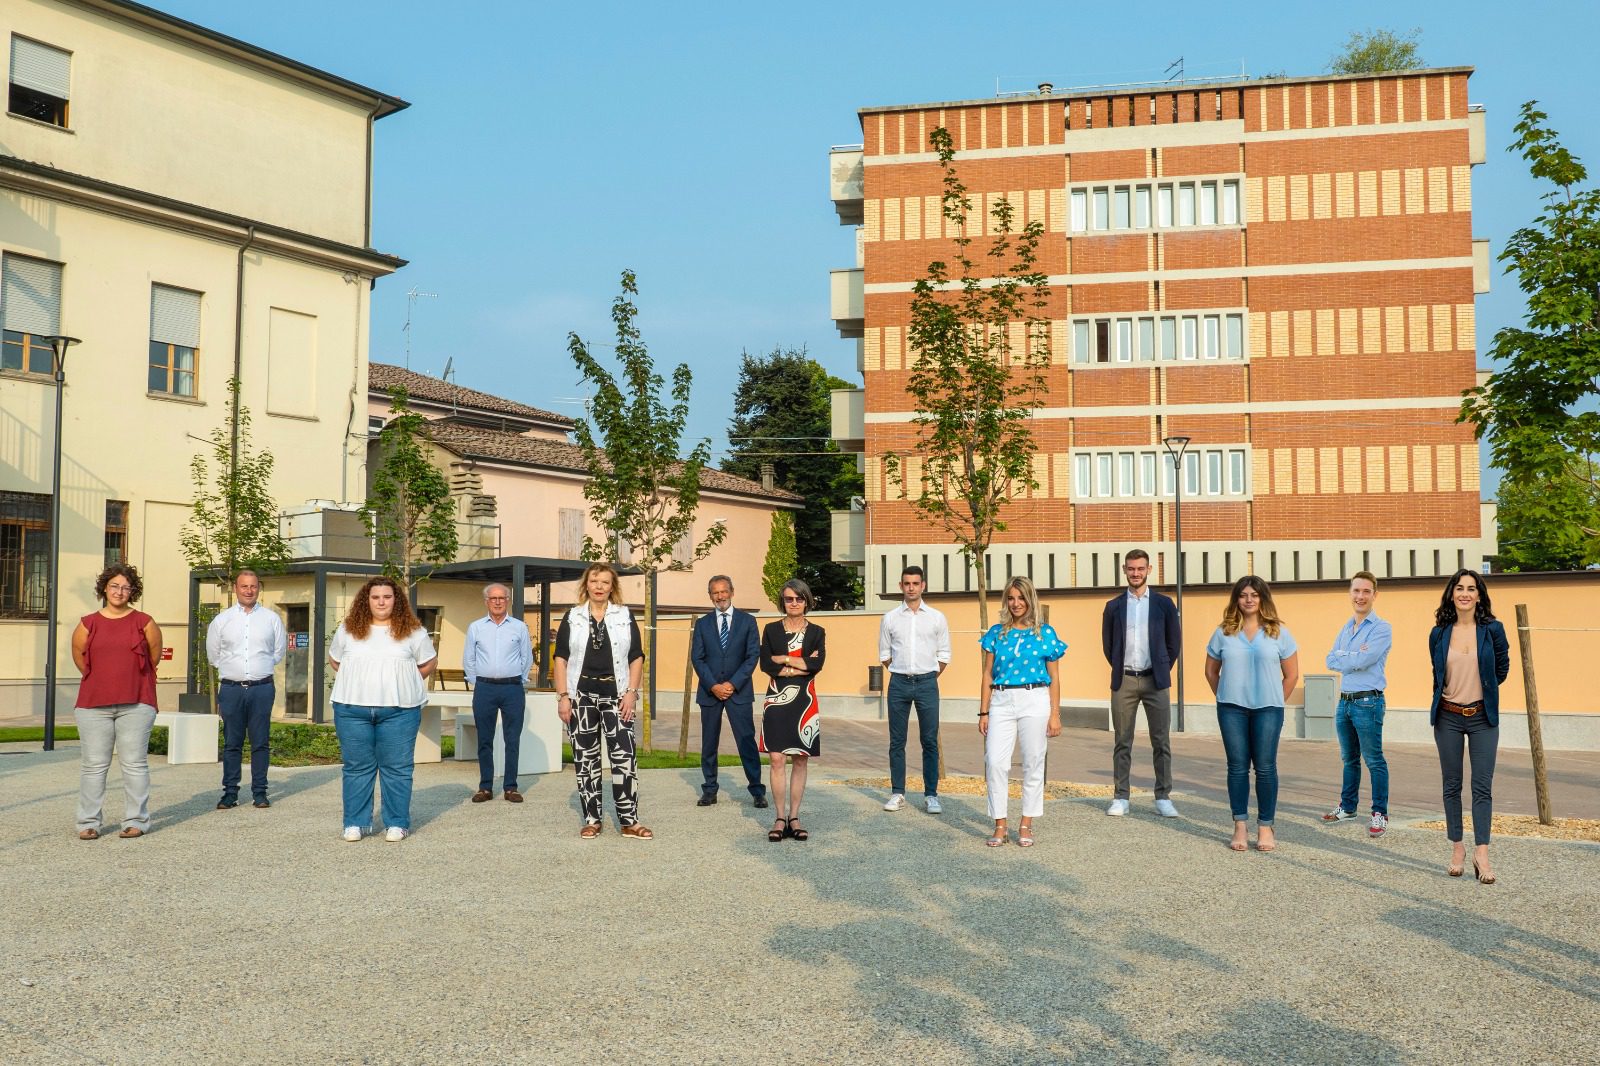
[1,739,1596,1064]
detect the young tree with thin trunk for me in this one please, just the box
[762,510,797,611]
[364,386,460,589]
[884,126,1051,631]
[569,270,727,751]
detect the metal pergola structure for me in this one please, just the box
[186,555,594,723]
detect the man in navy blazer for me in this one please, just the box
[690,575,767,807]
[1101,549,1183,818]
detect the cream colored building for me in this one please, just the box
[0,0,406,717]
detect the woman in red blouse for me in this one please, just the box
[70,563,163,839]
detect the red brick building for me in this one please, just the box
[828,68,1493,600]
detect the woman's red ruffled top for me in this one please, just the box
[76,610,159,709]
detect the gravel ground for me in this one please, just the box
[2,748,1598,1065]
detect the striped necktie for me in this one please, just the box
[719,613,729,650]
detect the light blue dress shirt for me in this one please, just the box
[1324,613,1392,693]
[981,623,1067,686]
[1206,624,1298,709]
[463,614,533,684]
[1124,590,1151,670]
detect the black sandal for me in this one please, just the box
[788,820,809,842]
[768,818,789,842]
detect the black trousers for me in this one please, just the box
[1434,710,1498,845]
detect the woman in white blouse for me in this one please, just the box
[328,577,437,841]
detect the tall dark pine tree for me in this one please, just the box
[724,347,863,609]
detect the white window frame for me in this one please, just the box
[1068,173,1247,237]
[1069,445,1254,503]
[1067,309,1248,369]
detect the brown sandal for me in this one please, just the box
[77,828,99,840]
[579,823,601,839]
[619,824,654,840]
[118,827,145,839]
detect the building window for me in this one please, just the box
[1072,446,1252,503]
[1070,176,1242,235]
[8,36,70,128]
[104,500,128,566]
[1070,310,1246,366]
[0,490,50,619]
[149,284,201,397]
[1,254,63,376]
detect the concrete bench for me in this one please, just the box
[453,690,562,777]
[153,711,220,765]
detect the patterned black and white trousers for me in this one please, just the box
[570,692,640,827]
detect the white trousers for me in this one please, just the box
[985,688,1050,819]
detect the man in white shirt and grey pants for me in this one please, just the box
[206,570,287,810]
[879,565,951,814]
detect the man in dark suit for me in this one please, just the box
[1101,549,1183,818]
[690,575,767,807]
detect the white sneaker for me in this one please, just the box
[883,794,907,812]
[341,826,363,842]
[1106,799,1130,817]
[1154,799,1179,818]
[925,796,942,814]
[384,826,408,842]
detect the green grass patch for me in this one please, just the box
[0,726,80,743]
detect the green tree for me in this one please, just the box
[1493,467,1600,571]
[364,386,460,588]
[180,376,291,598]
[724,346,863,608]
[885,126,1051,630]
[1461,102,1600,563]
[569,270,727,751]
[1328,28,1423,73]
[762,510,798,611]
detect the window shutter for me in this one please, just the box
[10,37,70,99]
[1,255,62,335]
[150,285,201,347]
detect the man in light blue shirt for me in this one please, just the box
[464,583,533,803]
[1322,571,1394,837]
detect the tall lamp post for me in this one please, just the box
[41,334,81,752]
[1162,435,1191,733]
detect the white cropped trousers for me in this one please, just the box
[984,687,1050,819]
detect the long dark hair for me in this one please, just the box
[1220,575,1283,638]
[1435,568,1495,627]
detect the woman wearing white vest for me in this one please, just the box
[552,562,651,839]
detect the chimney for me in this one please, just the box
[1037,82,1054,96]
[759,462,775,492]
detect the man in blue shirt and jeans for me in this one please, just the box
[1322,571,1393,836]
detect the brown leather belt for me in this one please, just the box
[1440,698,1483,717]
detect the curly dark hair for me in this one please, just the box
[343,576,421,640]
[94,563,143,603]
[1434,568,1495,627]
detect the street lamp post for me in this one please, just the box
[42,334,81,752]
[1162,435,1191,733]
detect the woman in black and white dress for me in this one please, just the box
[759,579,825,842]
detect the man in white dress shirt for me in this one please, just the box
[464,583,534,803]
[878,566,952,814]
[206,570,287,809]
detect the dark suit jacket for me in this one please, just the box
[1428,619,1511,727]
[1101,589,1182,692]
[759,620,826,682]
[690,609,760,707]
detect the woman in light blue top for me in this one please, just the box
[1204,576,1299,853]
[978,577,1065,847]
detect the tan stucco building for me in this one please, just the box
[0,0,407,717]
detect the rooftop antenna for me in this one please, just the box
[441,356,457,416]
[402,287,438,369]
[1165,57,1184,82]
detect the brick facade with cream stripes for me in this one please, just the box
[829,68,1492,600]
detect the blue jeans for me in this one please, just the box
[218,680,274,800]
[1216,703,1283,825]
[472,681,526,791]
[1336,694,1388,815]
[887,672,941,796]
[333,703,421,831]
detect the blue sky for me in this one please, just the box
[162,1,1599,478]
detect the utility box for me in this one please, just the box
[867,665,884,694]
[1302,673,1337,741]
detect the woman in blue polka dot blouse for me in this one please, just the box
[978,577,1065,847]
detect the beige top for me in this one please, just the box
[1441,626,1483,705]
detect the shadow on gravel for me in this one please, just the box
[1382,904,1600,1003]
[1186,1001,1406,1065]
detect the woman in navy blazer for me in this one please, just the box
[1427,569,1510,884]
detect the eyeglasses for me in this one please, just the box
[486,597,508,602]
[106,584,133,594]
[781,596,805,604]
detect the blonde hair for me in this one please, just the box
[1002,576,1041,632]
[1220,575,1283,638]
[575,562,625,605]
